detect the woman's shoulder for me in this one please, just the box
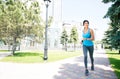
[89,28,94,35]
[89,28,94,32]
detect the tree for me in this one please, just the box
[102,26,115,49]
[70,26,78,51]
[102,0,120,54]
[60,29,68,51]
[0,0,44,55]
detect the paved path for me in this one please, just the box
[0,49,118,79]
[0,52,11,60]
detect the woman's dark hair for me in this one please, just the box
[83,20,89,25]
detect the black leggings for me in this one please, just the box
[83,45,94,69]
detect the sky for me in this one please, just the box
[62,0,112,40]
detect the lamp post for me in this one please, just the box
[43,0,51,60]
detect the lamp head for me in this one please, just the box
[44,0,51,2]
[44,0,51,5]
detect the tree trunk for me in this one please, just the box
[119,50,120,54]
[62,44,64,50]
[12,37,17,55]
[74,43,76,51]
[65,43,67,51]
[7,37,11,51]
[8,43,11,51]
[18,44,20,51]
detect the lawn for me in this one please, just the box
[0,50,10,52]
[0,50,81,63]
[106,50,120,79]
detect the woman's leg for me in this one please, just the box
[83,45,89,76]
[83,45,88,69]
[88,46,94,70]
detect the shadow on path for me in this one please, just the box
[53,50,118,79]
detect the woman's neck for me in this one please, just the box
[84,26,88,30]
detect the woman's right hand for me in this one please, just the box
[80,40,83,44]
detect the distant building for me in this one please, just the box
[47,0,63,49]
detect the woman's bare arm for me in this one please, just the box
[87,29,95,41]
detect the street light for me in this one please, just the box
[43,0,51,60]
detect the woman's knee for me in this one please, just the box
[84,55,87,59]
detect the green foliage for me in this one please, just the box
[103,0,120,25]
[102,0,120,53]
[60,29,68,45]
[69,26,78,51]
[70,26,78,44]
[102,0,117,3]
[0,0,44,54]
[60,29,68,51]
[102,25,120,50]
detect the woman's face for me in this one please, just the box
[84,22,89,27]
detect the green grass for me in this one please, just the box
[0,50,81,63]
[106,50,120,79]
[48,50,80,62]
[0,50,10,52]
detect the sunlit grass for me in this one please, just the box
[0,50,10,52]
[0,50,81,63]
[106,50,120,79]
[48,50,81,62]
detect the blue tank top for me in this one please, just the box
[82,28,93,46]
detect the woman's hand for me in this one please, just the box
[80,40,83,44]
[82,38,87,40]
